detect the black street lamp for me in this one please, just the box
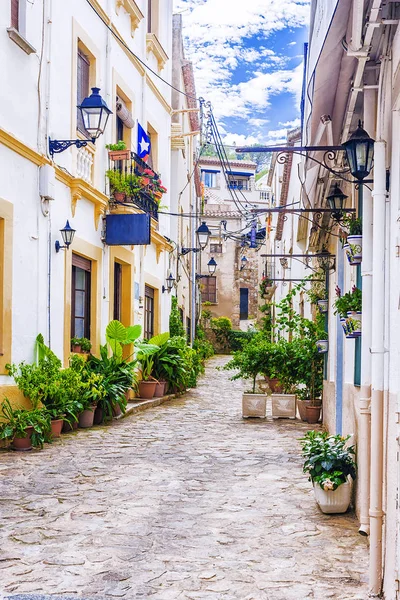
[49,87,112,157]
[162,273,175,293]
[196,221,211,250]
[316,248,336,272]
[55,220,76,253]
[240,256,248,271]
[326,184,348,222]
[342,120,375,181]
[208,257,217,275]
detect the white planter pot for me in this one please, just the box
[347,234,362,262]
[317,299,328,313]
[271,394,296,419]
[242,393,267,418]
[316,340,329,354]
[346,311,362,337]
[313,480,352,514]
[344,242,361,265]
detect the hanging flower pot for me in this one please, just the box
[108,149,130,161]
[347,234,362,263]
[113,191,127,202]
[316,340,329,354]
[347,311,362,337]
[317,299,328,313]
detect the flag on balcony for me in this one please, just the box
[137,123,151,161]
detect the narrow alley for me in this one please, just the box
[0,356,368,600]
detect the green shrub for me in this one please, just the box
[169,296,185,338]
[228,330,256,351]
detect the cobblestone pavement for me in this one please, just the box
[0,356,368,600]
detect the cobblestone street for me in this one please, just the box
[0,356,368,600]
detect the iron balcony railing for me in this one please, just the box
[107,152,160,221]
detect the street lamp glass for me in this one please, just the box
[326,183,348,218]
[78,87,112,140]
[316,250,335,272]
[60,220,76,248]
[166,273,175,291]
[342,120,374,180]
[208,257,217,275]
[196,221,211,250]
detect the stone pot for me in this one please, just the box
[78,406,95,428]
[271,394,296,419]
[306,405,322,424]
[242,393,267,419]
[51,419,64,438]
[138,380,157,399]
[12,426,34,451]
[154,381,167,397]
[297,399,311,422]
[313,479,352,514]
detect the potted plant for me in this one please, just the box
[223,336,268,418]
[0,399,51,450]
[334,286,362,338]
[70,337,92,354]
[259,276,275,300]
[106,169,130,202]
[316,339,329,354]
[146,332,170,397]
[106,140,130,161]
[137,345,161,399]
[344,216,362,264]
[300,431,357,513]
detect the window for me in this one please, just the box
[201,276,217,303]
[210,243,222,253]
[202,171,218,188]
[116,115,124,144]
[11,0,19,29]
[240,288,249,320]
[71,254,91,339]
[113,262,122,322]
[144,285,154,340]
[228,177,249,190]
[260,191,269,201]
[77,48,90,136]
[147,0,159,34]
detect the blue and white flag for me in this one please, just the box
[137,122,151,161]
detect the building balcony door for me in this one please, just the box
[144,285,154,340]
[240,288,249,320]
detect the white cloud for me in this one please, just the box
[222,133,262,146]
[279,118,301,128]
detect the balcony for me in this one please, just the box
[106,152,165,221]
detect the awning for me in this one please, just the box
[201,168,220,173]
[226,170,252,177]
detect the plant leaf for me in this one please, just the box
[124,325,142,344]
[148,332,169,347]
[106,320,127,343]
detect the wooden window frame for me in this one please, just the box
[71,254,92,340]
[201,276,217,303]
[77,47,91,137]
[11,0,19,30]
[113,262,122,322]
[144,285,155,340]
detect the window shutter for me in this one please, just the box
[148,0,152,33]
[72,253,91,272]
[11,0,19,29]
[77,48,90,135]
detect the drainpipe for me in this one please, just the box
[358,87,375,537]
[369,139,386,596]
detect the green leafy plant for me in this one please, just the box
[343,215,362,236]
[210,317,232,350]
[333,286,362,318]
[71,337,92,353]
[300,430,357,490]
[259,275,274,297]
[136,333,166,381]
[0,399,51,449]
[106,140,127,151]
[169,296,185,338]
[105,320,142,362]
[223,335,273,393]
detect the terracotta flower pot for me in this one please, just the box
[154,381,167,397]
[113,191,126,202]
[62,419,78,433]
[12,426,34,451]
[297,399,311,422]
[51,419,64,438]
[71,344,82,353]
[112,403,122,417]
[78,406,95,428]
[93,406,104,425]
[306,405,322,424]
[138,380,157,399]
[108,150,130,161]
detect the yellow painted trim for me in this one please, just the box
[54,168,108,229]
[146,75,172,114]
[0,386,31,410]
[151,226,173,263]
[0,128,49,166]
[146,33,168,70]
[64,238,103,366]
[115,0,144,35]
[109,246,135,326]
[143,274,162,336]
[0,198,13,375]
[87,0,111,24]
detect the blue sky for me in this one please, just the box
[173,0,310,146]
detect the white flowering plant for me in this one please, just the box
[300,431,357,491]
